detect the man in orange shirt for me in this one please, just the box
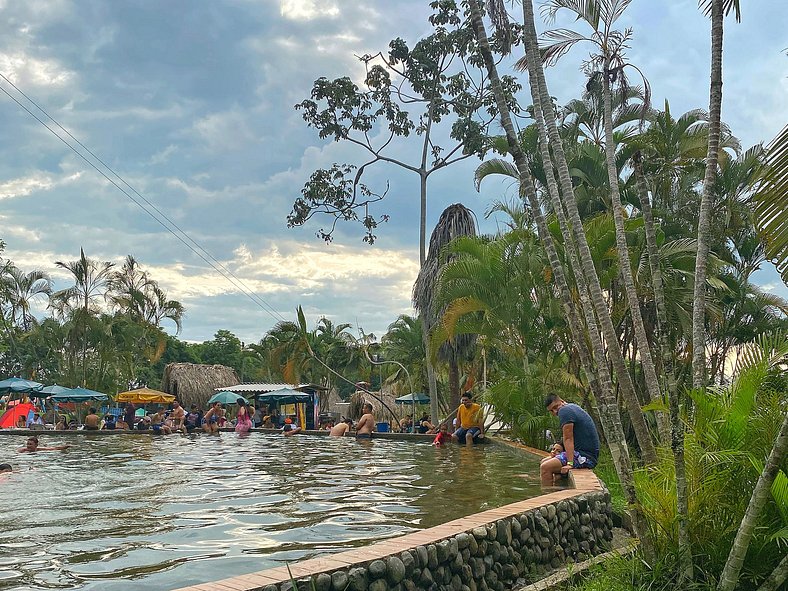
[452,394,484,445]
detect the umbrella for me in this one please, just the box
[207,390,248,405]
[49,387,109,403]
[0,377,44,394]
[116,388,174,404]
[41,384,75,396]
[254,388,312,405]
[395,392,430,405]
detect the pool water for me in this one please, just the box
[0,434,543,591]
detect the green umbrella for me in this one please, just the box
[0,377,44,394]
[49,387,108,403]
[254,388,311,404]
[208,390,248,405]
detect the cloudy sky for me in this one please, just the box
[1,0,786,344]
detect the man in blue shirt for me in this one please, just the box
[541,394,600,486]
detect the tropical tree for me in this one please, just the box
[693,0,742,388]
[535,0,669,447]
[414,203,478,417]
[380,314,427,396]
[1,265,52,331]
[468,0,652,548]
[50,249,115,386]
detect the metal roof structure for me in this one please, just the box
[214,382,328,393]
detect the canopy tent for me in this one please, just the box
[49,387,108,403]
[207,390,249,405]
[395,392,430,405]
[0,402,35,428]
[116,388,175,404]
[254,388,312,405]
[0,377,44,394]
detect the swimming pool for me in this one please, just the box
[0,434,543,590]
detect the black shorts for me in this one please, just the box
[356,433,372,439]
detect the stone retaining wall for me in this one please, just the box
[175,448,612,591]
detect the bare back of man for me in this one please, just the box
[356,404,375,438]
[329,420,351,437]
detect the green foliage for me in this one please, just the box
[634,332,788,588]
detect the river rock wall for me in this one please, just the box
[264,490,613,591]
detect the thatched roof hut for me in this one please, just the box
[161,363,238,408]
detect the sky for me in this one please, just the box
[0,0,786,344]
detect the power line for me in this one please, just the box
[0,73,288,326]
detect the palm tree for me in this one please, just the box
[381,315,427,396]
[504,0,659,550]
[535,0,669,448]
[144,285,185,334]
[413,203,478,416]
[51,249,115,385]
[2,266,52,331]
[108,255,153,321]
[693,0,741,389]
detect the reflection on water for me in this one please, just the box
[0,434,542,591]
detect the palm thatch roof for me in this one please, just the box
[161,363,239,408]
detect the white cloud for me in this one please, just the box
[0,52,72,87]
[0,170,82,200]
[280,0,340,21]
[191,109,258,151]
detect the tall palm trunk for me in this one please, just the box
[634,155,692,579]
[601,70,669,445]
[468,0,652,550]
[717,410,788,591]
[521,0,656,464]
[756,554,788,591]
[692,0,724,388]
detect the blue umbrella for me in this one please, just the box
[0,377,44,394]
[208,390,248,405]
[49,387,108,403]
[40,384,75,396]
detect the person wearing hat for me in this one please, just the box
[282,417,302,437]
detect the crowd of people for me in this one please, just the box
[3,392,601,491]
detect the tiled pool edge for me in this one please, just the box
[174,439,613,591]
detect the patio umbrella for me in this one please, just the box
[116,388,174,404]
[254,388,312,405]
[0,377,44,394]
[40,384,75,396]
[207,390,248,405]
[395,392,430,405]
[49,387,109,403]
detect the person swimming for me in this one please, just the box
[0,463,12,473]
[17,436,70,453]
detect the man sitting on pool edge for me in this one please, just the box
[452,394,484,445]
[541,394,599,486]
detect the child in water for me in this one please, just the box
[432,423,452,446]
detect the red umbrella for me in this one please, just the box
[0,402,35,428]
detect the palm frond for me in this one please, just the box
[538,29,591,67]
[474,158,520,191]
[751,125,788,282]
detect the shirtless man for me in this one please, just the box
[329,418,352,437]
[355,403,375,439]
[168,401,186,433]
[18,436,70,453]
[84,408,101,430]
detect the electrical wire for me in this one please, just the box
[0,73,288,325]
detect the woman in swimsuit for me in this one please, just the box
[235,399,252,433]
[202,402,223,434]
